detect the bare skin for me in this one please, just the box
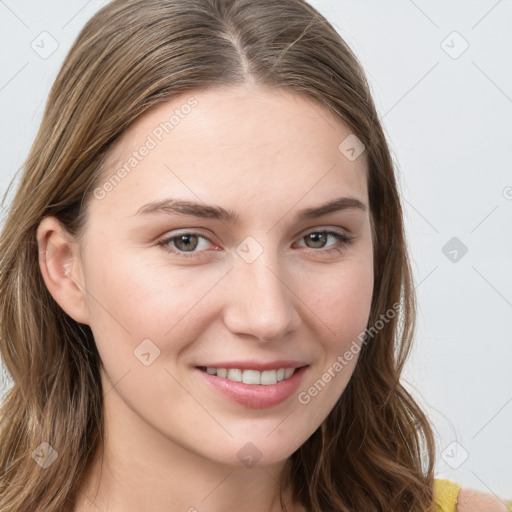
[37,83,374,512]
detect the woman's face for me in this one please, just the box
[59,84,373,467]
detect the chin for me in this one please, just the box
[202,439,299,469]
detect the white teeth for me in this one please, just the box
[201,366,299,385]
[242,369,260,385]
[261,370,277,385]
[227,368,242,382]
[216,368,228,378]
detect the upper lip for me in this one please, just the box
[195,360,309,371]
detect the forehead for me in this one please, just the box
[91,84,368,224]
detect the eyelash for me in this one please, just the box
[156,229,355,259]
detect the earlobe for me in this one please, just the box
[36,216,90,325]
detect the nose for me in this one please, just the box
[222,245,299,343]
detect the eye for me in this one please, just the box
[157,232,214,258]
[156,228,355,259]
[295,229,355,256]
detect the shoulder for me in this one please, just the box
[456,485,510,512]
[433,479,511,512]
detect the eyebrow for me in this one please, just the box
[135,196,367,223]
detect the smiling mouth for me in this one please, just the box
[196,365,306,385]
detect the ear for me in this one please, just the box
[36,216,90,325]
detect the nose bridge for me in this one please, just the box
[223,234,296,341]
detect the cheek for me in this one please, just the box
[298,253,373,403]
[291,257,373,431]
[305,254,374,345]
[81,243,225,362]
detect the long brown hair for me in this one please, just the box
[0,0,436,510]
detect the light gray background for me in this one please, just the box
[1,0,511,499]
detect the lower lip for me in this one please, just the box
[196,366,309,409]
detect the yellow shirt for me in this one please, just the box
[434,478,512,512]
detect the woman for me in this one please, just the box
[0,0,510,511]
